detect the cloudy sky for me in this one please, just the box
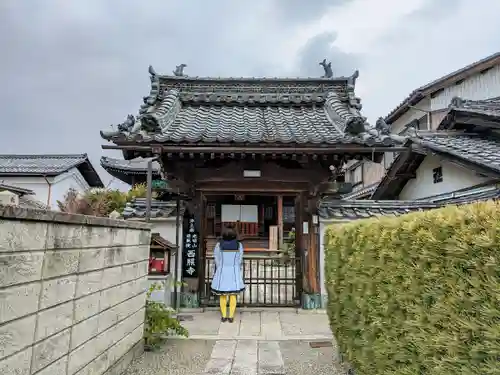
[1,0,499,188]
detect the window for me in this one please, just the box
[432,166,443,183]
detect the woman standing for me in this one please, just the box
[210,225,245,322]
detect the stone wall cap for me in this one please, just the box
[0,204,152,230]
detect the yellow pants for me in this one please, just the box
[219,294,237,318]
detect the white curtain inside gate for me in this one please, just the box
[221,204,258,222]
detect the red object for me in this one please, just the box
[149,257,165,274]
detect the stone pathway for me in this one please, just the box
[124,310,346,375]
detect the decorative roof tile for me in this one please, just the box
[0,154,103,187]
[447,96,500,117]
[100,67,399,148]
[122,198,183,219]
[318,199,438,219]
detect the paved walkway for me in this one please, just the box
[124,310,347,375]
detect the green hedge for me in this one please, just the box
[324,201,500,374]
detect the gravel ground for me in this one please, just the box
[280,341,348,375]
[122,340,214,375]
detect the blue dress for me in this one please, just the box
[210,239,245,295]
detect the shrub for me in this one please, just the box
[57,183,149,217]
[144,282,188,350]
[324,201,500,374]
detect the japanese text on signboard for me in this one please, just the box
[182,217,198,278]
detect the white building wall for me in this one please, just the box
[0,167,91,210]
[399,155,488,200]
[431,65,500,111]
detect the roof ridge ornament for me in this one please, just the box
[319,59,333,78]
[449,96,465,108]
[173,64,187,77]
[375,117,392,135]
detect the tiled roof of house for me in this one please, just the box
[318,199,439,219]
[419,183,500,205]
[414,133,500,174]
[100,66,400,149]
[385,52,500,124]
[0,154,104,187]
[0,182,35,196]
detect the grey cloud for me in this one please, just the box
[0,0,299,186]
[272,0,352,23]
[295,32,363,78]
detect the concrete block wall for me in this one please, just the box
[0,205,151,375]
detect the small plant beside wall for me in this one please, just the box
[144,282,188,351]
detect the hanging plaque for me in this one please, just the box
[182,216,199,278]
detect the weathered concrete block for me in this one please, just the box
[75,270,102,298]
[120,263,140,283]
[36,301,73,341]
[77,351,110,375]
[103,247,126,268]
[78,249,105,273]
[138,230,152,246]
[99,284,122,312]
[108,228,127,247]
[0,252,44,288]
[125,230,141,247]
[40,275,77,309]
[0,281,41,323]
[0,314,36,359]
[31,328,70,373]
[101,266,123,290]
[124,245,149,264]
[68,334,100,375]
[0,208,152,375]
[42,250,79,279]
[0,220,48,253]
[0,346,32,375]
[71,314,99,350]
[46,224,111,250]
[74,293,100,323]
[34,354,68,375]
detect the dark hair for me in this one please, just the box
[221,224,238,241]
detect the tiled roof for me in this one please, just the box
[415,133,500,173]
[151,233,177,250]
[420,183,500,204]
[318,199,439,219]
[341,182,378,200]
[0,183,34,196]
[101,157,161,174]
[0,154,104,187]
[122,198,182,219]
[101,156,161,185]
[100,69,399,148]
[385,52,500,124]
[19,196,50,210]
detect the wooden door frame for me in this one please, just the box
[197,189,306,306]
